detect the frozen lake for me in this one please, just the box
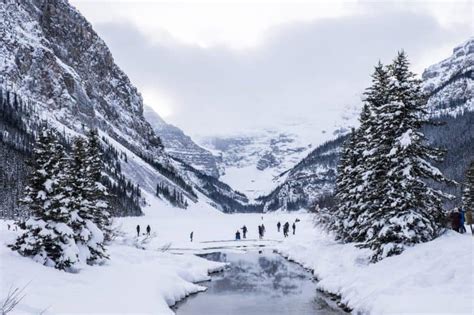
[175,250,344,315]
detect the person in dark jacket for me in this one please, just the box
[292,222,296,235]
[277,222,281,232]
[459,209,466,234]
[261,224,266,237]
[258,225,263,239]
[235,230,241,240]
[450,209,461,232]
[190,231,194,242]
[283,222,290,237]
[136,225,140,237]
[242,225,248,239]
[146,225,151,235]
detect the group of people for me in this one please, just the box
[136,224,152,237]
[234,220,299,240]
[277,221,296,237]
[450,208,472,234]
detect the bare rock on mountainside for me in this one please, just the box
[144,106,221,178]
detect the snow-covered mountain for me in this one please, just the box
[423,37,473,116]
[144,106,221,178]
[0,0,252,214]
[199,130,311,200]
[198,106,360,200]
[260,38,474,211]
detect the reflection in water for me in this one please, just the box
[176,251,344,315]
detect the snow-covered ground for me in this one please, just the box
[0,194,302,314]
[277,222,474,315]
[1,194,472,314]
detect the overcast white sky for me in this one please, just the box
[70,0,472,137]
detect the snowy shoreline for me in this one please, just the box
[0,220,228,315]
[276,226,473,315]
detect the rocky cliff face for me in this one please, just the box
[422,37,473,116]
[1,0,162,157]
[261,38,474,211]
[0,0,253,214]
[144,106,221,178]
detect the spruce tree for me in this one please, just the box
[331,129,359,240]
[84,129,112,244]
[462,161,474,211]
[350,63,392,243]
[10,127,79,270]
[361,52,452,261]
[329,53,452,262]
[68,136,108,264]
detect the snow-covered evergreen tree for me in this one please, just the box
[84,129,112,243]
[462,161,473,211]
[68,136,108,264]
[329,52,452,262]
[362,52,452,261]
[330,129,359,240]
[9,127,79,270]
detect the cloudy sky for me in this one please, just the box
[70,0,472,138]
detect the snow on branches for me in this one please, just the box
[9,127,112,270]
[319,52,454,262]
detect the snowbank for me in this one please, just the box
[277,225,473,314]
[0,220,225,314]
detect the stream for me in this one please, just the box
[175,250,345,315]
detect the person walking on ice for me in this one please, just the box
[292,222,296,235]
[283,222,289,237]
[242,225,248,239]
[190,231,194,242]
[146,225,151,236]
[277,221,281,232]
[136,224,140,237]
[235,230,241,240]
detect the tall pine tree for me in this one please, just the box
[68,136,108,264]
[361,52,452,261]
[328,52,452,262]
[84,129,112,243]
[10,127,79,270]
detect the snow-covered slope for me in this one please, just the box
[144,106,221,178]
[198,107,359,201]
[0,0,252,214]
[423,37,473,116]
[261,38,474,211]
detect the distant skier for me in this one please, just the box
[146,225,151,236]
[136,224,140,237]
[277,221,281,232]
[258,225,263,240]
[292,222,296,235]
[235,230,241,240]
[190,231,194,242]
[242,225,248,239]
